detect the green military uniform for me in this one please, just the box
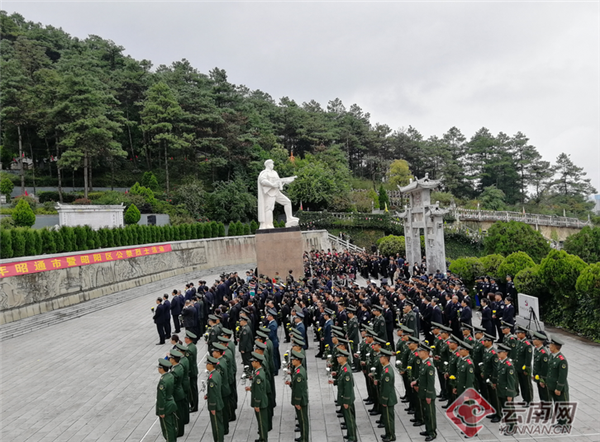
[169,351,188,437]
[335,361,356,442]
[239,322,254,367]
[515,336,533,404]
[370,348,383,414]
[533,345,550,402]
[547,350,569,425]
[156,361,178,442]
[502,331,518,361]
[446,348,460,404]
[221,340,237,422]
[481,345,500,419]
[471,338,486,394]
[456,355,475,397]
[291,354,309,442]
[407,348,423,423]
[206,365,225,442]
[175,345,191,424]
[431,333,447,399]
[252,365,269,442]
[208,320,222,347]
[496,355,517,433]
[373,313,387,341]
[347,316,360,371]
[417,356,437,439]
[214,353,231,434]
[360,339,374,402]
[379,359,398,441]
[186,340,199,412]
[403,310,418,338]
[398,338,412,400]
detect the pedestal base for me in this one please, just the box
[255,227,304,282]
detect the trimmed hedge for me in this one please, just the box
[0,221,256,259]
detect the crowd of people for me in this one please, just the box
[152,249,570,442]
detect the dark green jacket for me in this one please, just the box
[502,333,518,361]
[335,363,354,405]
[407,349,421,381]
[216,356,231,397]
[497,358,517,398]
[171,363,186,401]
[207,369,224,411]
[251,367,268,408]
[546,352,568,393]
[482,347,499,384]
[179,356,191,393]
[417,357,436,399]
[379,364,398,406]
[239,324,254,353]
[347,317,360,351]
[373,315,387,341]
[156,372,177,416]
[532,345,549,384]
[456,356,475,395]
[403,311,417,338]
[186,342,198,377]
[515,338,533,374]
[291,365,309,406]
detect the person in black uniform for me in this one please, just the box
[171,289,183,333]
[480,298,495,337]
[153,297,170,345]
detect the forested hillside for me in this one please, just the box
[1,11,596,223]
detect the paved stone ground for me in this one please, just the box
[1,269,600,442]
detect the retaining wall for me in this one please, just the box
[0,230,330,325]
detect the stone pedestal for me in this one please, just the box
[255,226,304,281]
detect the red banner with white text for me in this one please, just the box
[0,244,173,278]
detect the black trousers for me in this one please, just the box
[172,314,181,333]
[156,323,167,343]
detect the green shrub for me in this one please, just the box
[12,198,36,227]
[10,195,36,211]
[195,223,204,239]
[84,226,98,249]
[11,228,25,257]
[97,228,107,248]
[449,257,484,291]
[576,263,600,308]
[514,265,544,298]
[484,221,550,263]
[73,226,87,251]
[218,222,225,237]
[33,229,42,255]
[183,224,191,240]
[53,229,65,253]
[210,221,218,238]
[480,254,505,279]
[23,228,37,256]
[243,223,251,235]
[250,220,258,234]
[105,228,115,248]
[235,220,243,236]
[228,221,236,236]
[113,228,123,247]
[377,235,406,257]
[563,226,600,264]
[1,217,15,229]
[124,204,141,225]
[497,251,536,281]
[141,171,160,192]
[0,176,14,199]
[538,249,588,309]
[1,229,13,258]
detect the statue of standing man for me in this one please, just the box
[257,159,299,230]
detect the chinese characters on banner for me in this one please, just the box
[0,244,173,278]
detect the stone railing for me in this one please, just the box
[327,233,365,253]
[454,208,591,228]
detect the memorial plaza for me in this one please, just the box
[1,264,599,442]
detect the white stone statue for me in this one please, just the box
[257,159,299,229]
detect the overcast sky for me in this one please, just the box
[5,1,600,192]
